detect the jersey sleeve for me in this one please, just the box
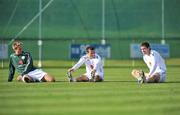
[22,52,34,76]
[72,56,86,71]
[94,55,102,70]
[8,57,15,82]
[148,53,157,76]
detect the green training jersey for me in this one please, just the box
[8,51,36,81]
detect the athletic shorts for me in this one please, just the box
[24,69,47,82]
[159,71,166,82]
[84,72,104,80]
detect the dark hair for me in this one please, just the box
[86,46,95,52]
[140,41,151,48]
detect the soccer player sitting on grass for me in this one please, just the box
[8,41,55,83]
[67,46,104,82]
[131,41,166,83]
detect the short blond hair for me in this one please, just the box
[12,41,23,50]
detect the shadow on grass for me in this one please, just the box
[104,80,135,83]
[164,81,180,84]
[53,80,136,83]
[48,80,180,84]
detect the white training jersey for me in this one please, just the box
[143,50,166,76]
[72,53,104,77]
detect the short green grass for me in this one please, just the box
[0,59,180,115]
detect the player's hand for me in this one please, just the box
[68,68,74,73]
[91,69,96,78]
[16,75,23,82]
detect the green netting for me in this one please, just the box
[0,0,180,59]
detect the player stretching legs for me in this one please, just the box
[131,41,166,83]
[8,41,55,83]
[67,46,104,82]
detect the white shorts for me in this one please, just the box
[159,71,166,82]
[24,69,47,82]
[84,72,104,80]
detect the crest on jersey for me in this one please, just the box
[21,56,25,60]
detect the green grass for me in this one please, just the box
[1,59,180,115]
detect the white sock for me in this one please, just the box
[137,77,142,81]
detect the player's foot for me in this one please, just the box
[23,75,32,83]
[89,78,95,82]
[67,72,74,82]
[137,70,146,84]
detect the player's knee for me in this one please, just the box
[43,74,55,82]
[131,69,137,76]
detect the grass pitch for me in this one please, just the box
[0,59,180,115]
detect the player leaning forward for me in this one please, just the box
[8,41,55,83]
[67,46,104,82]
[131,41,167,83]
